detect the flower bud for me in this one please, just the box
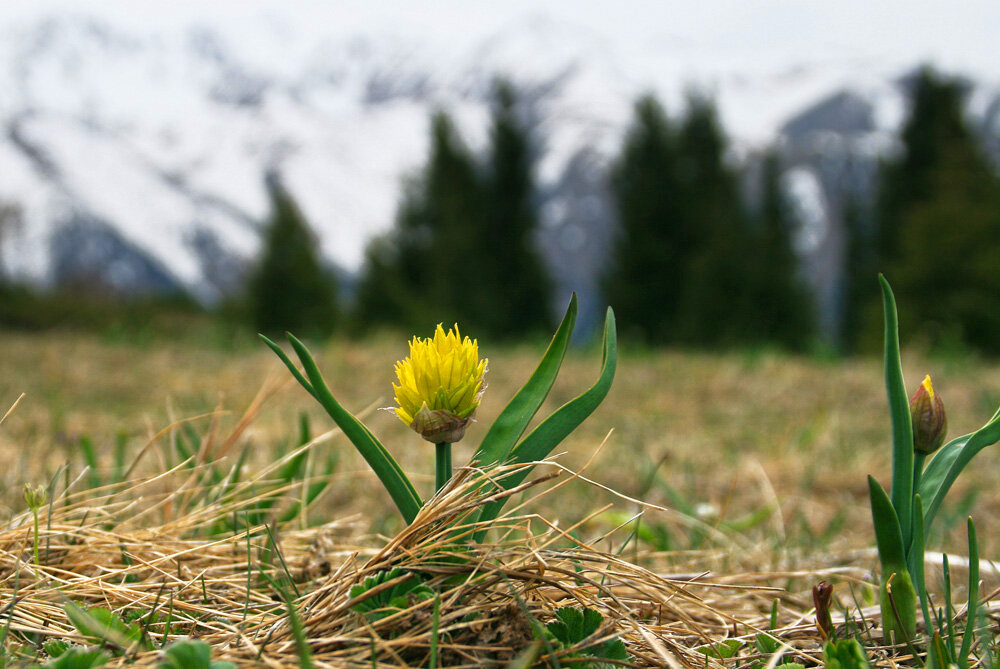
[411,405,471,444]
[910,375,947,455]
[23,483,47,511]
[813,580,833,640]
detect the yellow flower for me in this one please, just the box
[392,324,487,443]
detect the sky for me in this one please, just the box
[5,1,1000,77]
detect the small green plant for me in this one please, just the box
[63,603,149,656]
[38,648,110,669]
[753,600,783,662]
[869,277,1000,643]
[263,295,617,533]
[822,638,871,669]
[157,639,235,669]
[348,568,435,622]
[697,639,744,660]
[541,606,629,668]
[23,483,47,565]
[42,640,71,659]
[924,519,986,669]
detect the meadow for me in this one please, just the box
[1,326,999,666]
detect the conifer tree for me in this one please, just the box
[603,95,685,343]
[475,80,551,337]
[873,67,1000,352]
[840,192,880,351]
[748,152,813,349]
[249,173,338,337]
[672,94,755,345]
[355,112,482,332]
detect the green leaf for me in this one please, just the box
[910,494,931,634]
[868,476,907,573]
[755,633,778,655]
[880,276,914,549]
[278,458,335,524]
[918,406,1000,531]
[474,294,577,468]
[547,605,606,646]
[959,518,979,664]
[42,640,69,660]
[158,639,236,669]
[822,639,871,669]
[929,631,952,669]
[265,333,423,524]
[44,648,110,669]
[697,639,743,659]
[259,335,319,401]
[64,604,144,652]
[544,606,629,666]
[349,568,434,622]
[474,308,616,535]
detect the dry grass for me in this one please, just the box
[1,330,1000,666]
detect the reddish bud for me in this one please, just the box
[910,375,947,455]
[813,581,834,640]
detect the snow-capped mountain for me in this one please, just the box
[1,2,999,330]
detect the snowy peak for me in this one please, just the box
[0,4,999,314]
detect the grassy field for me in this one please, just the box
[1,328,999,666]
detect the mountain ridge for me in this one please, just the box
[1,8,999,335]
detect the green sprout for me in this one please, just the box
[870,276,1000,644]
[23,483,47,566]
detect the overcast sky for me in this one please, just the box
[5,0,1000,79]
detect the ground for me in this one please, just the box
[1,329,998,666]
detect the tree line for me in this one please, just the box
[207,68,1000,354]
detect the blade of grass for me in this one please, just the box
[259,334,318,401]
[429,594,440,669]
[161,593,174,648]
[911,495,931,638]
[944,554,955,656]
[263,521,300,599]
[474,308,616,539]
[259,567,314,669]
[880,275,914,549]
[959,518,979,665]
[278,333,423,524]
[474,294,577,467]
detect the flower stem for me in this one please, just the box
[910,451,927,553]
[435,442,452,492]
[31,509,39,565]
[911,452,927,502]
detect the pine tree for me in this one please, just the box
[840,191,880,352]
[672,94,755,345]
[748,152,813,349]
[475,80,551,337]
[873,67,1000,352]
[249,173,337,337]
[354,112,482,332]
[603,95,685,343]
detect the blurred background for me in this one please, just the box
[0,0,999,353]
